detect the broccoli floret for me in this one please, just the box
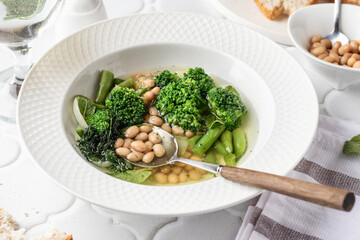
[207,87,247,130]
[183,67,215,97]
[85,109,111,132]
[105,86,146,126]
[154,70,179,88]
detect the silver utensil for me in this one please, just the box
[324,0,349,45]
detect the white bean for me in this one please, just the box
[135,132,148,141]
[115,147,131,157]
[153,144,165,157]
[125,126,139,138]
[114,138,124,148]
[142,152,155,163]
[148,132,162,144]
[148,116,164,126]
[131,140,147,152]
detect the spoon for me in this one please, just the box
[324,0,349,45]
[130,127,355,211]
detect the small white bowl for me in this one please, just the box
[288,4,360,90]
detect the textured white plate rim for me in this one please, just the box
[16,13,318,216]
[210,0,292,45]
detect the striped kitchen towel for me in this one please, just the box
[236,114,360,240]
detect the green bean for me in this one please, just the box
[204,149,217,164]
[213,140,228,156]
[114,78,125,85]
[233,128,247,157]
[118,78,133,88]
[221,130,233,153]
[95,70,114,104]
[224,153,236,166]
[192,124,225,156]
[187,133,204,150]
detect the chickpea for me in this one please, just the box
[123,138,133,148]
[184,165,194,171]
[182,151,192,159]
[144,91,156,101]
[144,114,150,123]
[127,151,144,162]
[142,151,155,163]
[151,87,161,95]
[185,130,194,138]
[154,172,168,184]
[350,40,359,53]
[310,46,325,57]
[115,147,131,157]
[320,39,332,49]
[153,144,165,157]
[148,116,164,126]
[179,172,189,182]
[338,44,352,56]
[195,168,207,174]
[353,61,360,68]
[161,165,171,174]
[174,162,186,167]
[189,170,201,180]
[311,35,322,43]
[114,138,124,148]
[125,126,139,138]
[190,155,202,161]
[149,107,159,116]
[172,126,184,135]
[172,166,183,175]
[144,141,154,153]
[348,57,357,67]
[323,56,334,63]
[161,123,172,133]
[168,173,179,184]
[148,132,162,144]
[139,125,152,133]
[142,79,155,88]
[135,132,148,141]
[131,140,147,152]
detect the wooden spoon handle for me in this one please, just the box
[220,166,355,211]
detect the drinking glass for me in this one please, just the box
[0,0,65,122]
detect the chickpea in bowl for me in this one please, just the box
[309,35,360,68]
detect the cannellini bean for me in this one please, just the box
[151,87,161,95]
[310,46,325,56]
[143,91,156,101]
[144,141,154,153]
[352,53,360,61]
[323,56,334,63]
[141,96,149,105]
[320,39,332,49]
[127,151,144,162]
[311,35,322,43]
[340,53,352,65]
[329,51,340,63]
[148,116,164,126]
[350,40,359,53]
[144,114,150,123]
[131,140,148,152]
[123,138,133,148]
[115,147,131,157]
[149,107,159,116]
[154,172,167,184]
[135,132,148,141]
[353,61,360,68]
[348,57,357,67]
[318,53,328,60]
[172,126,184,135]
[142,79,155,88]
[338,44,352,55]
[185,130,194,138]
[179,172,189,182]
[189,170,201,180]
[168,173,179,184]
[114,138,124,148]
[148,132,162,144]
[311,42,323,49]
[142,151,155,163]
[161,123,172,133]
[332,41,341,51]
[125,126,139,138]
[153,144,165,157]
[139,125,152,133]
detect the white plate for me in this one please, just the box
[17,13,318,216]
[211,0,292,45]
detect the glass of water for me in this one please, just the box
[0,0,65,122]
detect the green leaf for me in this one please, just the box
[109,169,152,184]
[343,134,360,154]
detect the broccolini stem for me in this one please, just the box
[94,103,107,109]
[213,140,228,156]
[118,78,133,88]
[232,128,247,157]
[187,133,204,150]
[192,124,225,156]
[204,149,217,164]
[221,130,233,154]
[114,78,125,85]
[95,70,114,104]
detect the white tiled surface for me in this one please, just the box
[1,0,359,239]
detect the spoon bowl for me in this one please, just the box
[323,0,349,45]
